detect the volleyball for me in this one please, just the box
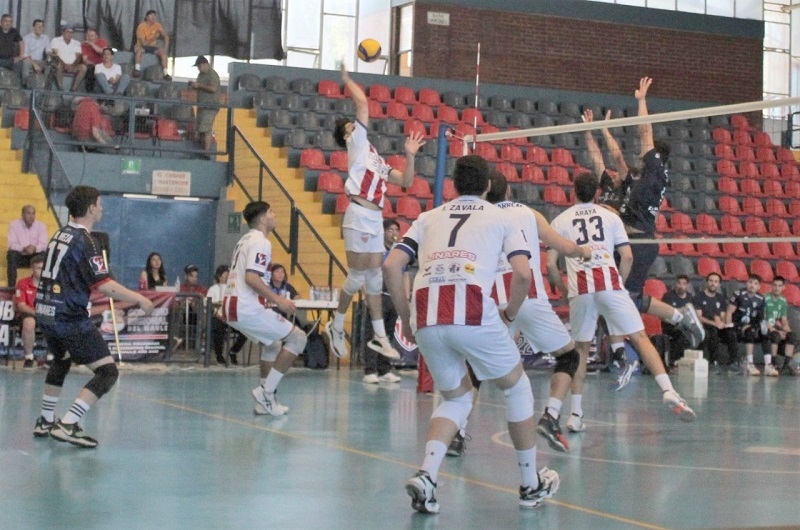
[357,39,381,62]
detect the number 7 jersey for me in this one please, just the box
[550,202,630,297]
[395,195,530,331]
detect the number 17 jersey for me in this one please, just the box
[550,202,629,297]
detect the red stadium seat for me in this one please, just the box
[386,101,409,120]
[642,313,663,336]
[382,199,395,219]
[329,150,348,171]
[720,215,744,235]
[501,144,525,163]
[411,103,435,122]
[550,148,575,167]
[714,143,734,160]
[442,178,458,201]
[768,218,791,237]
[772,242,797,261]
[671,239,698,256]
[526,145,550,165]
[716,160,737,179]
[738,162,759,180]
[698,257,722,278]
[783,166,800,184]
[744,216,767,236]
[760,162,780,180]
[786,180,800,198]
[396,196,422,220]
[750,260,774,283]
[368,84,391,102]
[670,212,696,233]
[754,131,773,148]
[697,242,724,257]
[154,119,182,141]
[316,172,344,193]
[318,79,343,98]
[730,114,749,129]
[473,142,499,161]
[656,214,672,233]
[776,261,800,283]
[783,284,800,306]
[644,279,668,299]
[543,185,570,206]
[660,196,673,212]
[408,177,433,199]
[480,124,501,141]
[724,259,749,281]
[794,219,800,237]
[756,147,776,163]
[394,86,417,105]
[343,82,365,99]
[386,154,407,172]
[742,197,766,216]
[695,214,720,234]
[777,147,796,163]
[722,241,747,258]
[734,146,754,161]
[547,165,571,185]
[436,105,459,124]
[299,148,329,170]
[403,119,427,138]
[418,88,441,106]
[496,162,521,182]
[521,164,545,183]
[712,127,732,144]
[718,195,741,215]
[448,138,470,157]
[367,99,385,118]
[763,181,784,198]
[736,178,760,196]
[13,108,29,130]
[335,193,349,213]
[384,182,405,197]
[747,242,773,259]
[397,219,411,236]
[732,129,753,146]
[454,122,477,139]
[790,200,800,217]
[461,107,485,125]
[504,127,528,145]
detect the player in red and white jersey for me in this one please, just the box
[327,64,425,361]
[385,155,560,513]
[222,201,307,417]
[486,171,591,453]
[548,172,695,427]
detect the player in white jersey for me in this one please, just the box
[486,171,591,453]
[548,172,696,428]
[326,64,425,361]
[221,201,308,416]
[384,155,560,513]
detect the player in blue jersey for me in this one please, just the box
[32,186,154,448]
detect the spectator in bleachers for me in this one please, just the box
[180,264,208,349]
[139,252,167,290]
[207,264,246,365]
[694,272,739,373]
[14,254,44,369]
[6,204,48,287]
[661,275,693,365]
[21,19,50,80]
[187,55,219,152]
[49,23,87,92]
[0,14,24,79]
[80,28,107,92]
[764,275,798,375]
[133,9,170,81]
[93,47,129,95]
[71,97,116,148]
[727,274,772,376]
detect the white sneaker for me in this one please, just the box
[764,365,779,377]
[368,335,401,359]
[362,373,380,384]
[406,471,439,514]
[379,372,401,383]
[519,467,560,509]
[566,413,585,433]
[251,386,288,416]
[325,321,348,359]
[746,363,761,376]
[662,390,696,422]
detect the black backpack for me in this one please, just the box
[303,331,329,369]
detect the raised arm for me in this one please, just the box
[341,64,368,127]
[636,77,654,157]
[582,109,605,178]
[387,132,426,187]
[600,110,629,179]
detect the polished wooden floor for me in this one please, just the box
[2,363,799,529]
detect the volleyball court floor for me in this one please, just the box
[2,363,799,529]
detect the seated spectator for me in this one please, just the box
[133,10,170,80]
[71,97,117,148]
[6,204,48,287]
[93,47,129,95]
[139,252,167,290]
[207,264,246,365]
[0,14,24,79]
[660,274,693,365]
[267,263,306,327]
[727,274,772,376]
[694,272,738,374]
[80,28,107,92]
[179,264,208,349]
[14,254,44,369]
[764,275,798,375]
[49,23,86,91]
[21,19,50,80]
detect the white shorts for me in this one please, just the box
[415,322,520,392]
[342,202,383,253]
[227,307,294,347]
[569,290,644,342]
[511,298,572,353]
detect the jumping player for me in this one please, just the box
[32,186,154,448]
[222,201,308,416]
[325,64,425,360]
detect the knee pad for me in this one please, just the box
[281,326,307,356]
[787,331,797,345]
[342,268,366,296]
[84,363,119,398]
[431,390,473,429]
[769,331,782,344]
[554,350,580,378]
[44,357,71,387]
[260,341,281,362]
[364,267,383,295]
[502,374,534,423]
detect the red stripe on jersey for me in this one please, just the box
[437,284,456,324]
[592,267,606,292]
[223,296,238,322]
[464,284,483,325]
[415,287,429,329]
[610,267,621,290]
[577,270,588,295]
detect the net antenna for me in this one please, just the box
[472,42,480,150]
[102,249,124,365]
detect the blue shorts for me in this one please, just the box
[43,320,111,365]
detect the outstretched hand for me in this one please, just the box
[582,109,593,123]
[635,77,652,100]
[405,131,426,156]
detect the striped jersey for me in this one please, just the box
[345,120,391,207]
[490,201,547,304]
[395,195,530,331]
[550,202,630,297]
[222,229,272,321]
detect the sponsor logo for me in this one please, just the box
[448,263,460,273]
[52,284,61,294]
[255,252,267,267]
[464,263,475,274]
[429,276,446,284]
[91,256,108,274]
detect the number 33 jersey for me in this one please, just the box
[550,203,630,297]
[395,196,530,331]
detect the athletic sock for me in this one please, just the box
[262,369,284,395]
[516,447,538,489]
[41,395,58,422]
[545,398,562,419]
[371,319,387,338]
[571,394,583,418]
[764,354,772,366]
[62,398,90,425]
[134,64,141,71]
[654,374,674,393]
[746,354,754,365]
[333,311,345,331]
[421,440,448,483]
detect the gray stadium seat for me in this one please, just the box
[255,91,280,110]
[691,144,713,158]
[486,110,508,127]
[417,156,437,177]
[670,194,693,211]
[694,176,716,193]
[489,95,512,111]
[537,100,559,116]
[374,119,402,136]
[670,142,691,157]
[513,97,535,114]
[333,99,355,114]
[508,112,531,129]
[421,138,439,156]
[290,78,315,95]
[297,111,322,130]
[441,91,466,108]
[560,102,581,119]
[284,93,303,111]
[265,75,289,93]
[287,129,312,149]
[315,130,338,150]
[669,156,692,172]
[237,73,262,91]
[669,256,696,277]
[307,96,332,114]
[532,114,554,128]
[371,135,394,153]
[269,109,292,128]
[651,257,669,278]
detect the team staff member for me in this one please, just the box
[325,64,424,361]
[694,272,738,372]
[764,276,797,375]
[32,186,154,448]
[14,254,45,369]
